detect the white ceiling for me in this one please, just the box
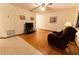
[10,3,79,13]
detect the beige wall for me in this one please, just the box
[0,4,36,37]
[36,7,78,31]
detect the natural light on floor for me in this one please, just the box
[0,36,42,55]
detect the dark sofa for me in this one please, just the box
[48,27,77,49]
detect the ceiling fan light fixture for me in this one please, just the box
[41,7,46,11]
[31,3,53,12]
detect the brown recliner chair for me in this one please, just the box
[48,27,77,49]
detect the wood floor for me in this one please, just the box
[20,29,79,55]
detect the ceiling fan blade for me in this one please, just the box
[47,3,53,6]
[30,5,40,12]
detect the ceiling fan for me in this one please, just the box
[30,3,53,12]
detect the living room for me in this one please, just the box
[0,3,79,55]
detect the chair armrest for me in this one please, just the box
[52,31,63,36]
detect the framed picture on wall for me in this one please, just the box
[20,15,25,20]
[50,16,57,23]
[30,17,34,21]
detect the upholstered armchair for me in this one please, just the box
[48,27,77,49]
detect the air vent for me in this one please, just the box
[6,30,15,37]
